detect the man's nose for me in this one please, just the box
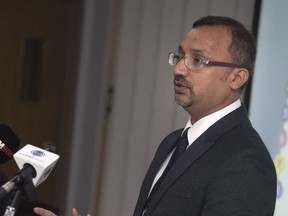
[173,59,189,77]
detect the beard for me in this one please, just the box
[175,92,194,108]
[174,75,194,108]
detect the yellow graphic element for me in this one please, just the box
[274,154,286,174]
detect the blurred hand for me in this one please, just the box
[34,207,87,216]
[33,207,57,216]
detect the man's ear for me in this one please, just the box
[229,68,249,90]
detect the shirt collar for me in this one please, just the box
[183,99,241,145]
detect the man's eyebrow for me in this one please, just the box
[191,49,204,54]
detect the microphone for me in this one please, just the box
[0,144,59,199]
[0,124,20,165]
[14,144,59,187]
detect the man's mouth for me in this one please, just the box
[174,80,188,93]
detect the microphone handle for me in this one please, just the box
[0,175,23,199]
[3,188,23,216]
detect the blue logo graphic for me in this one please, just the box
[31,150,45,157]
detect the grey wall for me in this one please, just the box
[62,0,114,214]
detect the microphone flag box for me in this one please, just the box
[13,144,60,187]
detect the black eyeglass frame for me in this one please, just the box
[168,52,247,71]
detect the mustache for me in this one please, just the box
[174,75,190,87]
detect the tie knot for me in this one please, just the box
[182,127,190,137]
[178,127,190,153]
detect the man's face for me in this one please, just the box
[173,25,237,121]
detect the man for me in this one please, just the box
[34,16,277,216]
[133,16,276,216]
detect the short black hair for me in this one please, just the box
[193,16,256,75]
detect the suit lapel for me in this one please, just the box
[133,129,183,215]
[147,105,249,214]
[147,137,215,214]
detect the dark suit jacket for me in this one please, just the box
[133,105,276,216]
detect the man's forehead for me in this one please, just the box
[178,25,232,54]
[178,45,209,56]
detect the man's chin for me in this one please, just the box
[175,97,193,108]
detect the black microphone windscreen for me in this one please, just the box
[0,124,20,165]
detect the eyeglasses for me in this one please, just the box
[168,52,246,71]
